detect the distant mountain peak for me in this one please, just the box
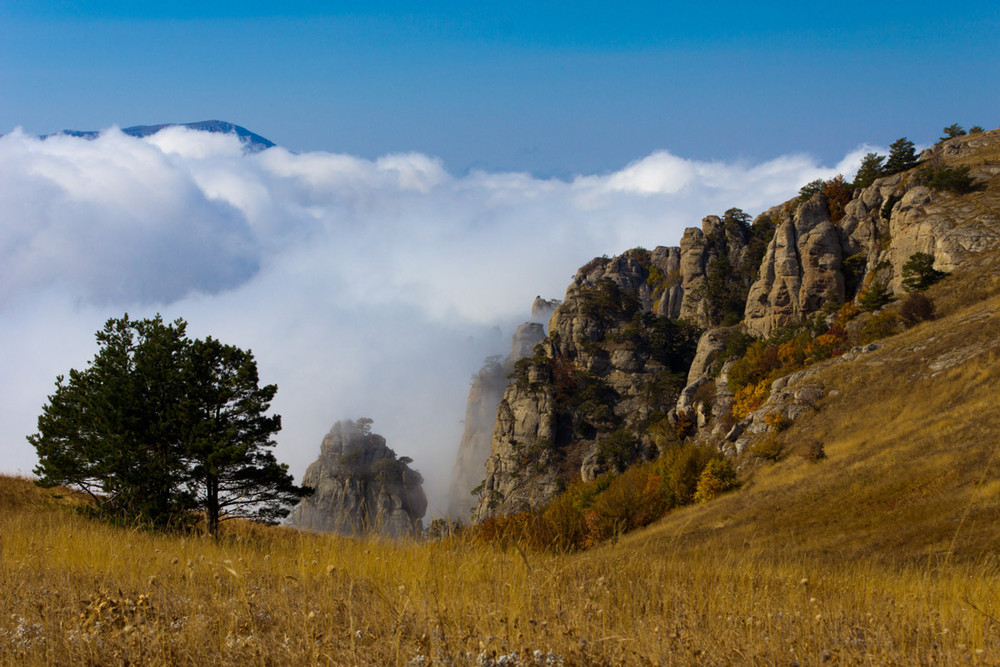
[46,120,276,153]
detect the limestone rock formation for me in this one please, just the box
[292,419,426,537]
[446,321,547,518]
[676,215,757,327]
[652,246,683,319]
[467,127,1000,525]
[745,131,1000,337]
[531,296,561,322]
[472,248,700,521]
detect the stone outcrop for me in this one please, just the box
[446,322,547,518]
[675,216,756,327]
[472,249,700,522]
[652,246,683,319]
[743,196,849,337]
[674,327,731,433]
[531,297,561,322]
[292,419,426,537]
[745,130,1000,338]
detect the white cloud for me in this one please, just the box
[0,125,862,516]
[598,151,696,195]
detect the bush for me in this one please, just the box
[662,443,716,506]
[799,439,826,463]
[751,436,783,462]
[858,279,892,312]
[597,429,643,473]
[861,310,901,343]
[472,442,730,552]
[920,164,976,194]
[731,379,770,419]
[763,410,792,432]
[693,458,738,503]
[585,467,670,545]
[900,292,935,327]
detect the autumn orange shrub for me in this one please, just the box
[821,174,853,223]
[763,410,792,432]
[732,379,770,419]
[693,458,738,502]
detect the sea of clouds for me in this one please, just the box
[0,125,873,517]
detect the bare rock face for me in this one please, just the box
[509,322,547,362]
[676,216,755,328]
[446,322,547,519]
[743,195,848,337]
[684,327,730,385]
[472,248,700,522]
[531,297,561,322]
[292,420,426,537]
[652,246,683,318]
[886,180,1000,291]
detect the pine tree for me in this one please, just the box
[29,315,309,533]
[183,337,307,536]
[30,315,192,526]
[939,124,966,142]
[858,279,892,312]
[901,252,947,292]
[853,152,886,188]
[884,138,918,175]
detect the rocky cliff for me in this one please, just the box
[292,419,426,537]
[446,322,547,518]
[472,249,701,521]
[463,127,1000,524]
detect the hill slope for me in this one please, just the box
[471,127,1000,523]
[629,246,1000,565]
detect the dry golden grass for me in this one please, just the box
[3,475,1000,665]
[4,253,1000,666]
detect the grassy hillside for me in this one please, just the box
[645,248,1000,566]
[4,253,1000,664]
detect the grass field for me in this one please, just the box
[3,469,1000,665]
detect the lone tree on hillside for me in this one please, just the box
[182,336,308,536]
[30,316,192,525]
[29,315,308,534]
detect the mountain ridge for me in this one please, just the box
[43,119,276,152]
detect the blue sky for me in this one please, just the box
[2,1,997,175]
